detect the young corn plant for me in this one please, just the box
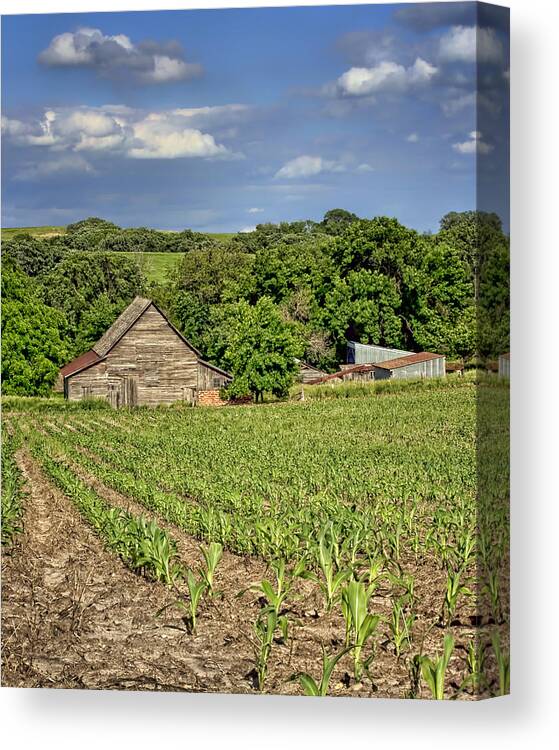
[175,569,207,634]
[341,579,381,682]
[252,607,286,692]
[420,633,455,700]
[491,631,510,696]
[483,569,502,624]
[293,644,353,697]
[465,638,488,695]
[389,597,415,657]
[199,541,223,595]
[442,569,472,626]
[309,527,350,612]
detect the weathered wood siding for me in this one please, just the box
[197,362,230,390]
[67,305,199,406]
[298,363,327,384]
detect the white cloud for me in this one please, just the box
[2,105,240,161]
[240,225,257,233]
[38,27,202,84]
[335,57,437,97]
[275,155,345,179]
[355,163,375,172]
[247,207,264,213]
[439,26,504,64]
[128,118,228,159]
[142,55,201,83]
[406,133,420,143]
[452,130,494,155]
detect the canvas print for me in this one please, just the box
[1,2,509,699]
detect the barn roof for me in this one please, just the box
[61,296,231,382]
[59,349,101,379]
[373,351,443,371]
[92,296,152,357]
[294,358,326,374]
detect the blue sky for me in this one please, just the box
[1,2,509,233]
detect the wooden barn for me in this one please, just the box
[58,297,232,407]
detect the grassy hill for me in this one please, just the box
[1,225,65,240]
[2,225,236,243]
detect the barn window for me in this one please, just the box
[81,385,92,399]
[212,376,223,388]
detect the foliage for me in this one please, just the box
[222,297,302,401]
[1,434,24,546]
[1,262,71,395]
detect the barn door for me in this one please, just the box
[122,375,139,407]
[107,384,120,408]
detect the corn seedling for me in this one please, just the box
[389,597,415,657]
[200,541,223,594]
[175,569,207,634]
[341,579,381,682]
[420,633,455,700]
[442,570,472,626]
[293,644,354,697]
[252,607,286,691]
[491,632,510,696]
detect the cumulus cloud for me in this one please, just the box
[2,105,241,161]
[452,131,494,155]
[38,27,202,84]
[247,207,264,213]
[439,26,504,65]
[407,133,420,143]
[334,57,437,97]
[355,163,374,172]
[274,155,345,179]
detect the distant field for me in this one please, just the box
[120,252,185,284]
[1,226,65,240]
[2,226,236,243]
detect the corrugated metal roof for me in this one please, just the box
[92,296,152,357]
[374,351,443,371]
[59,349,101,378]
[307,363,376,385]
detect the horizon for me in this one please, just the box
[1,3,510,233]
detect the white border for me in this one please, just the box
[1,1,558,747]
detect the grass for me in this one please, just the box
[1,225,65,240]
[119,252,185,284]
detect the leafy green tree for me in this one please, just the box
[2,233,68,277]
[322,269,403,357]
[73,293,126,354]
[321,208,359,234]
[1,261,71,395]
[222,297,301,402]
[41,252,146,334]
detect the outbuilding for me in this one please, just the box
[59,296,232,407]
[498,353,510,378]
[371,351,446,380]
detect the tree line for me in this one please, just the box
[1,209,509,398]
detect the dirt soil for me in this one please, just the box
[1,450,503,698]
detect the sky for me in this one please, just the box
[1,2,510,233]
